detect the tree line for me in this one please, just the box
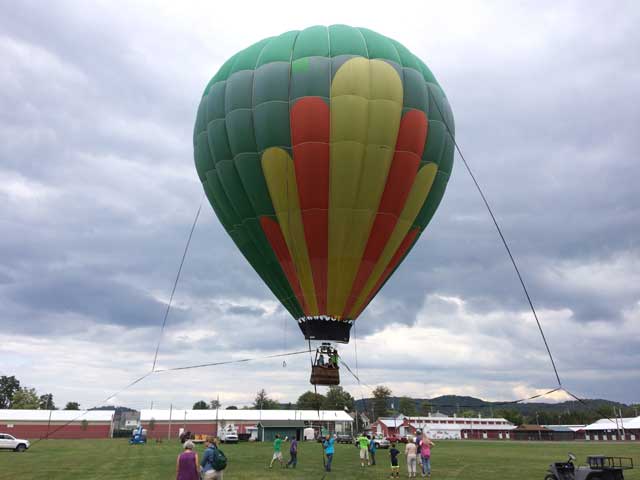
[191,386,357,412]
[6,372,636,426]
[0,375,80,411]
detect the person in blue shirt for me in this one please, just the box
[200,436,220,479]
[368,436,377,466]
[322,434,335,472]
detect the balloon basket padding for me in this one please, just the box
[298,316,353,343]
[310,366,340,386]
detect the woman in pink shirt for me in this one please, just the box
[418,434,435,478]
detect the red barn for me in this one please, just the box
[0,409,115,440]
[370,417,402,438]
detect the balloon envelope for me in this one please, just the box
[194,25,455,342]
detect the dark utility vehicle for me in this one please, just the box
[545,453,633,480]
[336,434,353,444]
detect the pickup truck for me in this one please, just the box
[0,433,30,452]
[220,430,239,444]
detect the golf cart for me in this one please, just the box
[545,453,633,480]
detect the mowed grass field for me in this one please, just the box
[0,439,638,480]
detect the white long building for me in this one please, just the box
[370,413,516,440]
[579,416,640,441]
[139,409,353,440]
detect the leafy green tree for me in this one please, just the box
[39,393,55,410]
[193,400,209,410]
[372,386,392,419]
[297,391,326,410]
[495,409,523,425]
[65,402,81,410]
[398,397,417,416]
[253,389,279,410]
[461,410,477,418]
[419,401,432,416]
[0,375,21,408]
[226,406,238,410]
[12,387,39,409]
[210,399,221,409]
[323,386,355,411]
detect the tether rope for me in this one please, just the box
[151,195,204,372]
[430,96,562,388]
[30,348,310,444]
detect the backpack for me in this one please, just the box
[211,448,227,471]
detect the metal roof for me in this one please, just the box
[258,420,306,428]
[140,409,353,422]
[513,424,549,432]
[409,421,516,431]
[375,417,403,427]
[406,415,512,423]
[0,409,115,422]
[543,425,586,432]
[581,416,640,431]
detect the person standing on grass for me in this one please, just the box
[368,435,377,466]
[176,440,200,480]
[419,434,435,478]
[357,433,369,467]
[269,434,285,468]
[323,433,335,472]
[201,437,226,479]
[389,442,400,478]
[286,437,298,468]
[405,439,418,478]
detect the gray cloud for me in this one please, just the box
[1,0,638,406]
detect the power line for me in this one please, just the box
[154,349,310,373]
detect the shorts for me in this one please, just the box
[203,470,223,479]
[272,452,283,460]
[360,448,369,460]
[391,459,399,468]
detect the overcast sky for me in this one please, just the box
[1,0,639,411]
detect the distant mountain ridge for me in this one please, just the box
[355,394,635,418]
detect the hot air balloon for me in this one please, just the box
[194,25,454,385]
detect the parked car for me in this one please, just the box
[373,435,390,449]
[386,434,401,443]
[0,433,30,452]
[336,434,353,444]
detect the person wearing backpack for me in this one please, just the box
[201,437,227,479]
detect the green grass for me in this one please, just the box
[0,439,638,480]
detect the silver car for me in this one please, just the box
[373,435,390,449]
